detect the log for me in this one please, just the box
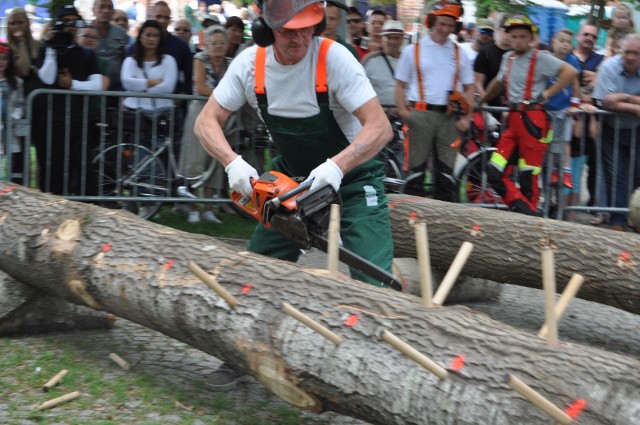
[0,269,114,335]
[389,194,640,315]
[0,183,639,424]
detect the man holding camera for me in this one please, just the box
[33,4,102,196]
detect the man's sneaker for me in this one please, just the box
[205,363,250,392]
[562,171,574,189]
[202,211,222,224]
[510,199,541,217]
[187,211,201,224]
[172,203,191,214]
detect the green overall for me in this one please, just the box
[247,40,394,287]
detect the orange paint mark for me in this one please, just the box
[388,197,424,209]
[344,314,359,327]
[409,212,418,220]
[101,243,112,253]
[450,355,465,371]
[565,399,586,420]
[163,259,174,271]
[0,185,18,196]
[473,224,481,231]
[241,283,253,295]
[619,252,630,262]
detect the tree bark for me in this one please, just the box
[0,269,114,335]
[388,194,640,315]
[0,183,639,424]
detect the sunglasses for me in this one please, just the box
[346,18,362,24]
[478,29,494,35]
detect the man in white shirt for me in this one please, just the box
[395,0,474,200]
[362,20,405,109]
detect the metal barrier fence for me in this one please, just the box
[1,88,638,222]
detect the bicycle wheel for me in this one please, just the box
[457,152,504,205]
[92,143,169,220]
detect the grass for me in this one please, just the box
[0,332,331,425]
[151,204,257,240]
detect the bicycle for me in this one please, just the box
[91,107,278,220]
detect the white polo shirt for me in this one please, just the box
[395,33,474,105]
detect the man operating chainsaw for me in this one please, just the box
[194,0,394,391]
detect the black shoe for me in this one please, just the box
[510,199,541,217]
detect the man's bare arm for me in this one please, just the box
[194,96,236,167]
[331,97,392,174]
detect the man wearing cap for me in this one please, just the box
[33,4,103,196]
[322,1,359,60]
[460,18,494,64]
[479,13,577,216]
[362,20,404,108]
[195,0,393,390]
[395,0,474,201]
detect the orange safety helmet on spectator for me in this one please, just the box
[425,0,464,32]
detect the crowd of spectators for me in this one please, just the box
[0,1,639,228]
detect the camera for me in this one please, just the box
[45,19,85,51]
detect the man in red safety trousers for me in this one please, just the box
[479,13,578,216]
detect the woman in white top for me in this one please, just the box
[121,20,177,113]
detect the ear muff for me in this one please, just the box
[251,14,326,46]
[251,17,274,47]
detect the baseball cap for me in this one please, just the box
[381,20,404,36]
[476,18,494,31]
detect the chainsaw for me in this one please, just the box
[231,171,403,291]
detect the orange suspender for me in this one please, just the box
[254,38,334,102]
[504,49,539,103]
[413,41,460,110]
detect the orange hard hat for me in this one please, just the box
[262,0,324,30]
[430,0,463,21]
[283,2,324,29]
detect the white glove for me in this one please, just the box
[225,155,259,197]
[306,158,343,192]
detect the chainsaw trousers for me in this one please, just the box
[488,110,552,210]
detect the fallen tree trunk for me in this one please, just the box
[0,183,639,424]
[0,269,113,335]
[388,194,640,315]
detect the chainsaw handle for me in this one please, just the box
[269,178,314,209]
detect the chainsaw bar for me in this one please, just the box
[310,235,404,292]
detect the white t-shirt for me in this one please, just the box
[460,42,478,64]
[214,37,377,142]
[395,33,474,105]
[121,55,178,111]
[363,52,398,107]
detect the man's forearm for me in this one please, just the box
[194,97,237,168]
[480,78,502,104]
[332,99,392,175]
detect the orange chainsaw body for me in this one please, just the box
[231,171,308,227]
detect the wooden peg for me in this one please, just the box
[188,261,239,308]
[109,352,130,371]
[539,274,585,339]
[540,246,558,344]
[282,302,343,346]
[505,374,573,424]
[414,221,433,307]
[377,329,448,380]
[327,204,341,278]
[42,369,68,392]
[37,390,81,411]
[433,241,474,306]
